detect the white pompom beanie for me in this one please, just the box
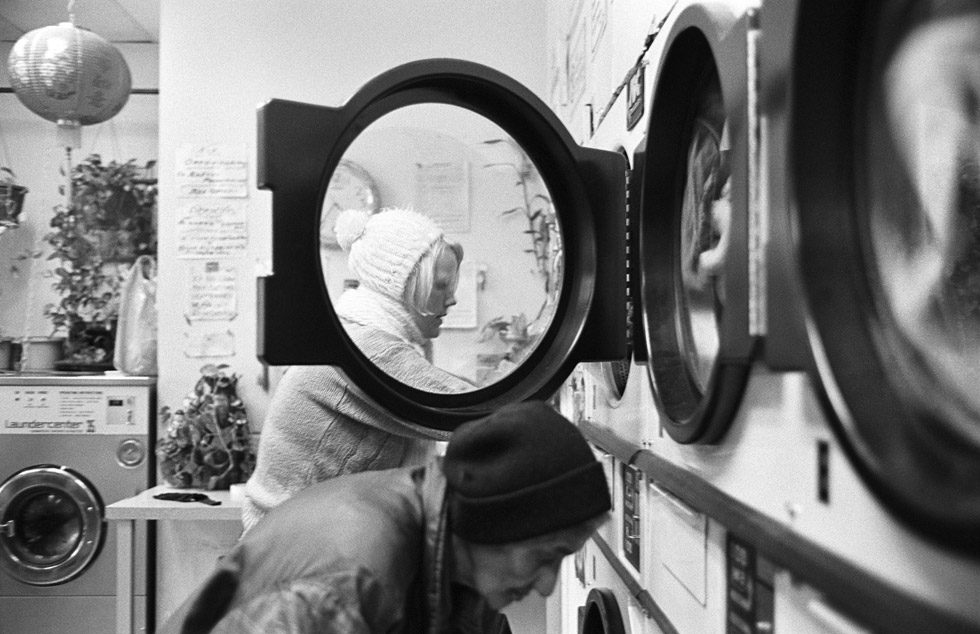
[334,207,444,299]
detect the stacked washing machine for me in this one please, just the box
[553,0,980,632]
[0,374,155,633]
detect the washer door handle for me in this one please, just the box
[0,520,13,537]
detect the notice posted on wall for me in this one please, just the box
[183,328,235,358]
[415,161,470,233]
[175,143,249,198]
[176,201,248,258]
[185,261,238,322]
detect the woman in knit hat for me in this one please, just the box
[242,207,474,533]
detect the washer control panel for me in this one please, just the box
[0,385,149,435]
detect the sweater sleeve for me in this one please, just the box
[350,326,475,393]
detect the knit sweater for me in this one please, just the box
[242,287,474,533]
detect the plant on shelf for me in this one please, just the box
[43,154,157,365]
[157,364,256,491]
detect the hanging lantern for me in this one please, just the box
[6,22,131,148]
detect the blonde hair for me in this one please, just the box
[403,238,463,315]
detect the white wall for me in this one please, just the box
[158,0,547,429]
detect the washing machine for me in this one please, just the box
[632,0,758,446]
[764,0,980,558]
[0,374,155,634]
[563,0,980,631]
[255,58,628,425]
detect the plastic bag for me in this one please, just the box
[114,255,158,375]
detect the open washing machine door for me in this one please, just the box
[580,588,627,634]
[257,58,627,431]
[0,465,105,586]
[765,0,980,553]
[633,3,757,443]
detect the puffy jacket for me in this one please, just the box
[163,460,502,633]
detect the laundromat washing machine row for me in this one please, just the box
[549,0,980,632]
[253,0,980,631]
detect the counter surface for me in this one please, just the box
[106,484,242,521]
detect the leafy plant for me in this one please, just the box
[481,138,560,298]
[157,364,256,491]
[39,154,156,361]
[478,139,561,365]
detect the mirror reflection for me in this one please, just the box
[678,71,729,392]
[870,3,980,429]
[319,104,562,393]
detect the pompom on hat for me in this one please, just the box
[443,401,612,544]
[335,207,444,299]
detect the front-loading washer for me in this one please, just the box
[633,0,758,445]
[0,374,155,634]
[762,0,980,557]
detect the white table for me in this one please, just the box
[106,484,243,634]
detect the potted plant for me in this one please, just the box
[0,167,28,231]
[43,154,157,367]
[157,364,256,490]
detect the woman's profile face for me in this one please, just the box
[413,248,460,339]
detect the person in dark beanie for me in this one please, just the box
[160,401,611,634]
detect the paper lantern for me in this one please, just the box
[7,22,131,148]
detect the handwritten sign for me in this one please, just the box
[183,329,235,358]
[176,201,248,259]
[415,161,470,233]
[589,0,608,56]
[567,12,587,107]
[176,144,249,198]
[186,261,238,322]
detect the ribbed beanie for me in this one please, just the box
[443,401,611,544]
[334,207,444,299]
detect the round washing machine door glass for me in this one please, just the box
[256,58,628,431]
[635,5,755,444]
[0,465,105,586]
[791,0,980,551]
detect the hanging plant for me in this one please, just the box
[0,167,28,230]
